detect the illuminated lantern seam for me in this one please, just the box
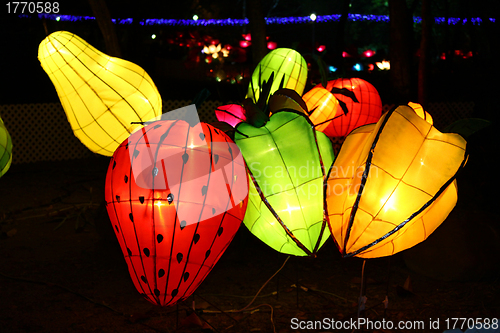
[0,116,13,177]
[106,120,248,306]
[38,31,162,156]
[326,105,467,258]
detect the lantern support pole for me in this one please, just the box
[357,260,367,320]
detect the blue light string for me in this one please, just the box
[31,13,495,26]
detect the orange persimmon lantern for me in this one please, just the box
[323,78,382,137]
[105,107,248,305]
[302,85,339,134]
[326,105,467,258]
[38,31,162,156]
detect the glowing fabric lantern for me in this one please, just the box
[246,48,308,103]
[215,104,247,127]
[302,85,340,135]
[408,102,433,125]
[235,90,335,256]
[323,78,382,137]
[105,116,248,306]
[0,115,13,177]
[326,105,467,258]
[38,31,162,156]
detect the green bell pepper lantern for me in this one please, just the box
[235,89,335,256]
[0,115,12,177]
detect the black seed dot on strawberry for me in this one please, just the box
[112,161,116,169]
[139,196,145,204]
[141,276,147,283]
[125,142,129,149]
[114,225,119,233]
[133,150,140,158]
[228,146,232,155]
[176,253,183,263]
[167,193,174,203]
[214,155,219,164]
[205,250,211,258]
[212,208,216,215]
[214,128,219,134]
[154,289,160,297]
[217,227,223,236]
[171,289,178,297]
[124,175,128,183]
[129,213,134,222]
[152,167,158,177]
[193,234,200,244]
[154,124,161,129]
[157,234,163,243]
[199,133,205,140]
[180,220,186,230]
[127,248,132,256]
[182,153,189,164]
[201,186,207,195]
[158,269,165,278]
[143,248,150,257]
[115,195,120,202]
[183,272,190,282]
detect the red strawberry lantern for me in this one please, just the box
[105,116,248,306]
[322,78,382,137]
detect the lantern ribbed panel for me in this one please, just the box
[246,48,307,103]
[235,111,334,256]
[105,121,248,306]
[38,31,162,156]
[326,105,467,258]
[0,115,13,177]
[324,78,382,137]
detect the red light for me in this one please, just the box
[267,41,277,50]
[368,64,375,71]
[440,52,446,60]
[239,40,251,48]
[316,45,326,52]
[342,51,351,58]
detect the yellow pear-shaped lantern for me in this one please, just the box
[326,105,467,258]
[246,48,307,103]
[0,115,13,177]
[38,31,162,156]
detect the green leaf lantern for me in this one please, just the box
[235,89,335,256]
[246,48,308,104]
[0,115,12,177]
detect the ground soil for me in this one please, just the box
[0,156,499,333]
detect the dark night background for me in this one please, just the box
[1,0,500,332]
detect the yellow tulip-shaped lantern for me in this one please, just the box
[38,31,162,156]
[246,48,307,103]
[0,115,13,177]
[326,105,467,258]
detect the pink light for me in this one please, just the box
[363,49,375,57]
[242,33,252,41]
[239,40,251,48]
[316,45,326,52]
[342,51,351,58]
[267,41,278,50]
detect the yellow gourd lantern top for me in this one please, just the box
[326,105,467,258]
[0,115,13,177]
[38,31,162,156]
